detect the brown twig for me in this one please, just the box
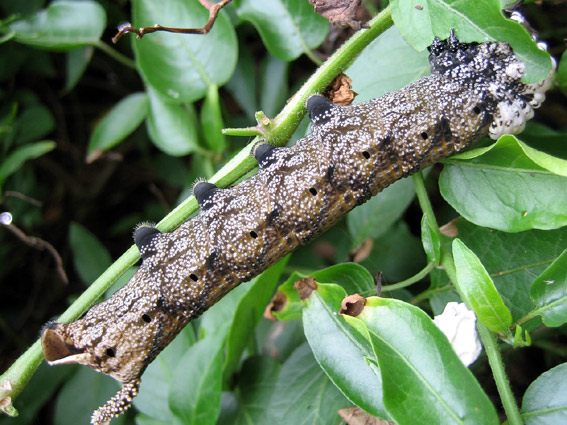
[1,191,43,207]
[112,0,233,44]
[1,220,69,285]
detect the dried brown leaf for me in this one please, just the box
[294,277,317,300]
[309,0,362,29]
[338,406,396,425]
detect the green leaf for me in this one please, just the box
[440,136,567,232]
[225,42,258,119]
[134,325,196,422]
[521,362,567,425]
[88,92,149,158]
[557,50,567,94]
[259,54,289,118]
[450,135,567,177]
[132,0,237,103]
[302,283,388,419]
[10,1,106,50]
[347,175,416,247]
[217,356,281,425]
[146,87,199,156]
[263,342,347,424]
[69,222,112,285]
[236,0,328,61]
[421,215,441,265]
[0,140,55,191]
[390,0,552,83]
[347,26,430,101]
[452,238,512,333]
[64,46,94,95]
[168,331,225,425]
[223,257,288,382]
[345,298,499,425]
[54,368,126,425]
[200,84,226,153]
[530,248,567,327]
[14,105,55,145]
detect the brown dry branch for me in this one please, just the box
[112,0,233,43]
[1,221,68,284]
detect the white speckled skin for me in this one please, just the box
[41,35,553,424]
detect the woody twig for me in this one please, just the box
[112,0,232,43]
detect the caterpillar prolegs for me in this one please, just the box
[41,33,554,424]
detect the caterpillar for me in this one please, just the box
[40,31,553,424]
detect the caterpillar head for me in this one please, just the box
[429,30,555,139]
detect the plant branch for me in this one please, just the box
[381,261,436,293]
[112,0,233,43]
[93,40,136,69]
[477,323,524,425]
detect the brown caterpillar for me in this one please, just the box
[40,32,553,424]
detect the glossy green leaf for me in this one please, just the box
[146,87,199,156]
[10,1,106,50]
[262,343,347,424]
[272,263,376,321]
[452,238,512,333]
[54,368,126,425]
[0,141,55,190]
[390,0,552,83]
[450,135,567,177]
[421,215,441,265]
[555,47,566,94]
[302,283,388,419]
[217,356,281,425]
[88,92,149,156]
[132,0,237,103]
[168,331,225,425]
[69,222,112,286]
[200,84,226,153]
[63,46,93,94]
[530,249,567,327]
[347,175,416,247]
[225,42,258,119]
[259,54,289,118]
[236,0,328,61]
[440,136,567,232]
[345,297,499,425]
[134,325,196,422]
[14,105,55,145]
[521,362,567,424]
[347,26,430,101]
[223,257,288,382]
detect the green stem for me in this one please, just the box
[0,7,395,415]
[304,48,323,66]
[93,40,137,69]
[412,172,458,283]
[221,127,264,137]
[382,261,435,292]
[477,323,524,425]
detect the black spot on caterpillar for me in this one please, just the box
[40,33,554,424]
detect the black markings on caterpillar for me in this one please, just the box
[40,33,554,425]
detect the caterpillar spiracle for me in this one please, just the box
[41,31,554,424]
